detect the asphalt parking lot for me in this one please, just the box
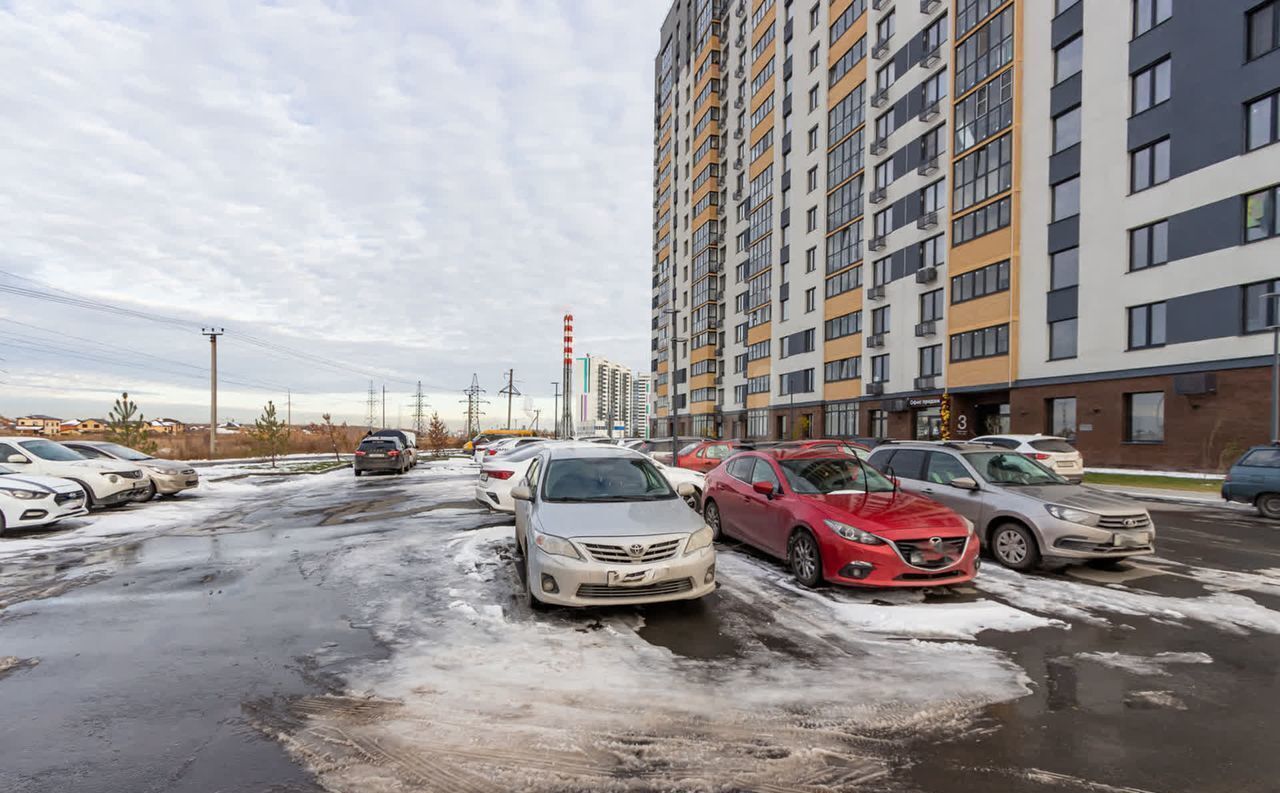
[1,459,1277,793]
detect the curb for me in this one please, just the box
[1099,488,1254,511]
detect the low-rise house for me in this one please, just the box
[17,415,62,435]
[77,418,107,433]
[147,419,184,435]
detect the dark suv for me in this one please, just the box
[1222,444,1280,518]
[353,436,409,476]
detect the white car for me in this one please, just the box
[476,441,560,512]
[475,436,545,464]
[972,434,1084,483]
[649,456,706,512]
[512,445,716,609]
[61,440,199,500]
[0,463,89,534]
[0,437,150,508]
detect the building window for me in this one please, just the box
[875,109,896,141]
[1049,318,1078,360]
[1245,185,1280,242]
[952,260,1010,304]
[805,287,816,312]
[829,35,867,87]
[1052,176,1080,222]
[1133,0,1172,37]
[953,197,1012,245]
[1132,59,1171,115]
[919,345,943,378]
[1125,391,1165,443]
[805,246,817,272]
[1127,301,1167,349]
[807,166,818,192]
[824,357,861,382]
[825,310,862,339]
[780,329,815,358]
[810,3,820,30]
[876,10,895,46]
[921,180,945,214]
[808,83,820,111]
[953,134,1012,213]
[953,70,1012,154]
[921,234,946,268]
[871,305,891,335]
[808,125,819,152]
[1056,0,1081,13]
[1131,138,1170,192]
[1243,278,1280,333]
[1248,91,1280,152]
[1248,0,1280,60]
[875,61,897,93]
[1129,220,1169,271]
[1050,248,1079,289]
[1052,106,1081,153]
[1047,397,1077,439]
[824,401,859,437]
[871,354,890,383]
[809,44,820,71]
[954,7,1013,94]
[806,206,817,231]
[1054,36,1083,84]
[949,324,1009,362]
[869,409,888,438]
[747,409,769,438]
[779,368,815,396]
[920,289,944,323]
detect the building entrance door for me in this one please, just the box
[976,402,1011,435]
[914,407,942,440]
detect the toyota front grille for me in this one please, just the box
[576,578,694,599]
[581,538,682,564]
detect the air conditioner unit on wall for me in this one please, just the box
[1174,373,1218,396]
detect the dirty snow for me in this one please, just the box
[1074,651,1213,676]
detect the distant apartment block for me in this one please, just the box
[649,0,1280,468]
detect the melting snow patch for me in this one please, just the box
[1074,651,1212,676]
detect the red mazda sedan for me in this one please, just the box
[702,449,979,588]
[675,440,745,473]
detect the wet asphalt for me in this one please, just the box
[0,463,1277,793]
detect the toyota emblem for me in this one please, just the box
[628,543,646,557]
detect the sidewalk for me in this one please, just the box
[1090,483,1253,511]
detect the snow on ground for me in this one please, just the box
[977,565,1280,635]
[1073,651,1212,677]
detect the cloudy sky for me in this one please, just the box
[0,0,665,428]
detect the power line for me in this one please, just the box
[412,381,428,437]
[497,368,521,430]
[461,374,486,439]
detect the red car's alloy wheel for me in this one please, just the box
[788,531,822,587]
[704,500,722,539]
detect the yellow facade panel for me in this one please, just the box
[747,321,771,346]
[823,380,861,401]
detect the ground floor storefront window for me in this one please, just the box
[746,409,769,439]
[824,401,859,437]
[691,415,717,438]
[1047,397,1077,440]
[914,407,942,440]
[868,409,888,439]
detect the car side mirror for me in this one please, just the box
[949,476,979,491]
[6,454,28,464]
[676,482,696,497]
[752,480,775,498]
[511,485,532,501]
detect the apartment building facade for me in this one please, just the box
[651,0,1280,469]
[572,354,639,437]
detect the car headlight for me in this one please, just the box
[100,473,120,483]
[533,531,583,560]
[824,518,884,545]
[144,465,170,474]
[685,525,714,554]
[0,487,45,500]
[961,517,975,536]
[1045,504,1100,526]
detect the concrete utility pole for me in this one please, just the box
[498,369,521,430]
[550,381,561,438]
[1266,291,1280,443]
[201,328,224,457]
[382,385,387,429]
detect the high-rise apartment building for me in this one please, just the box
[632,375,653,438]
[571,354,638,437]
[650,0,1280,468]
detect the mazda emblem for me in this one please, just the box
[929,536,942,548]
[628,543,646,557]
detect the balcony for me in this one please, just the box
[919,100,941,122]
[915,265,939,284]
[914,375,938,390]
[869,235,887,252]
[871,89,890,108]
[917,157,940,176]
[914,320,937,337]
[917,211,939,230]
[866,382,885,396]
[870,187,887,204]
[868,284,886,300]
[871,137,888,155]
[922,45,943,68]
[867,333,886,349]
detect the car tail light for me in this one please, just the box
[486,449,499,455]
[354,450,366,457]
[1032,453,1051,460]
[484,469,514,480]
[388,450,400,457]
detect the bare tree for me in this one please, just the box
[321,413,344,461]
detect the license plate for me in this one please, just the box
[370,453,386,458]
[1114,531,1150,547]
[479,474,488,482]
[607,569,653,586]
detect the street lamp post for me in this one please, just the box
[662,306,681,463]
[1266,292,1280,444]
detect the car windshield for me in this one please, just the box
[542,457,676,502]
[966,451,1068,485]
[1029,438,1076,453]
[19,439,87,462]
[677,443,699,456]
[93,442,154,461]
[1239,448,1280,468]
[778,457,896,494]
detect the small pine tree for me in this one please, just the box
[426,412,450,457]
[106,392,157,454]
[321,413,343,461]
[250,401,289,467]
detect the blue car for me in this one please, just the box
[1222,444,1280,519]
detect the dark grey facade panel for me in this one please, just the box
[889,248,907,281]
[1167,195,1239,261]
[1012,355,1272,391]
[883,238,923,285]
[1128,0,1280,178]
[1050,73,1083,117]
[1165,285,1242,345]
[1046,286,1079,323]
[1047,216,1080,253]
[1048,144,1081,185]
[1051,2,1084,48]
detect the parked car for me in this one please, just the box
[353,436,410,476]
[60,440,199,501]
[476,441,559,512]
[629,437,700,464]
[649,456,707,512]
[473,436,544,464]
[766,439,873,461]
[1222,443,1280,518]
[369,429,417,467]
[675,440,747,473]
[512,445,715,608]
[972,434,1084,482]
[867,441,1154,571]
[464,430,536,453]
[0,437,149,508]
[0,463,89,534]
[702,449,978,588]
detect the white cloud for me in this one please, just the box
[0,0,664,425]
